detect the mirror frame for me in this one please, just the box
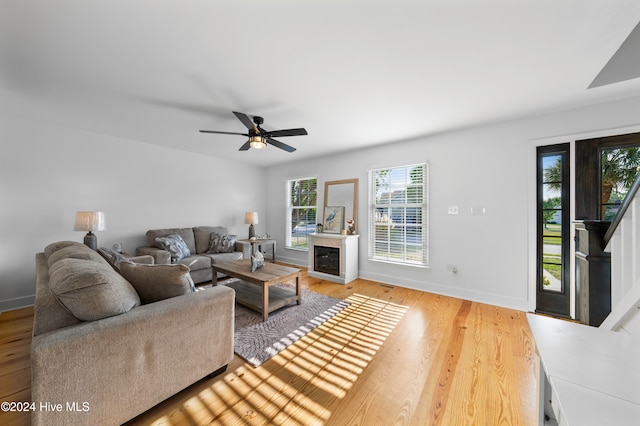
[324,178,359,233]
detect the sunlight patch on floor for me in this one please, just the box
[147,293,409,425]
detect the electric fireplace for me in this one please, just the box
[308,233,360,284]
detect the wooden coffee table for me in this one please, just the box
[212,259,301,321]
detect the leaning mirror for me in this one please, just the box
[324,179,358,234]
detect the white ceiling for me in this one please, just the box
[2,0,640,167]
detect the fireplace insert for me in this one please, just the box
[314,246,340,276]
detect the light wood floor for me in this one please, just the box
[0,269,539,425]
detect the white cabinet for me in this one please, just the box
[308,234,359,284]
[527,313,640,425]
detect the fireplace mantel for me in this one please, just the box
[308,233,359,284]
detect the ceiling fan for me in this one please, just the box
[199,111,307,152]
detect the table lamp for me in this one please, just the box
[74,211,106,250]
[245,212,258,239]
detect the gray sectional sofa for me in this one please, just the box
[32,241,235,426]
[136,226,251,283]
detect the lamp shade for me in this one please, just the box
[244,212,259,225]
[73,211,106,232]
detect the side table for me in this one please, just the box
[239,238,276,262]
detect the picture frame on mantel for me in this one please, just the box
[323,206,345,234]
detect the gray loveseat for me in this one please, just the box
[32,241,235,426]
[136,226,251,284]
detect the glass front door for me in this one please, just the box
[536,144,570,317]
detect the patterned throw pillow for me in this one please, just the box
[98,248,134,272]
[155,233,191,262]
[207,232,237,254]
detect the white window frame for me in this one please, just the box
[285,176,318,250]
[368,163,429,267]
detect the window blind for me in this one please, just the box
[369,163,428,266]
[286,177,317,250]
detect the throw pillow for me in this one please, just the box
[120,262,195,304]
[155,233,191,262]
[251,250,264,272]
[98,248,134,272]
[49,258,141,321]
[207,232,237,254]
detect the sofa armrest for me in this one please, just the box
[129,254,154,264]
[31,286,235,426]
[136,246,171,264]
[236,241,251,259]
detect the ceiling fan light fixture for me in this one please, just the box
[200,111,303,153]
[249,135,267,149]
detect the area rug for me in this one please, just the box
[225,282,350,367]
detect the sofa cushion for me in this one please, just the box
[193,226,228,254]
[207,232,237,254]
[33,253,82,336]
[49,258,141,321]
[176,254,211,271]
[146,228,196,253]
[44,240,87,259]
[47,244,106,267]
[201,251,243,264]
[120,263,195,304]
[155,233,191,262]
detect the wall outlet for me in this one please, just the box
[470,206,487,215]
[446,264,459,274]
[447,205,459,215]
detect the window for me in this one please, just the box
[369,163,428,266]
[600,146,640,220]
[575,132,640,220]
[286,177,317,250]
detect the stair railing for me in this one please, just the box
[601,171,640,333]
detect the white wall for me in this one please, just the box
[265,96,640,312]
[0,118,267,311]
[3,95,640,313]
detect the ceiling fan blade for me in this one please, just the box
[268,128,308,137]
[199,130,249,136]
[267,138,296,153]
[239,141,251,151]
[233,111,257,131]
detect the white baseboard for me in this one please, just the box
[0,295,35,314]
[267,255,529,312]
[358,270,529,312]
[275,254,308,268]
